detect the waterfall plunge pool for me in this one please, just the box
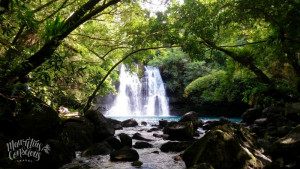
[105,116,242,125]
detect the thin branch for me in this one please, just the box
[0,37,17,51]
[70,33,118,42]
[12,24,25,45]
[32,0,58,13]
[73,0,120,31]
[86,47,105,61]
[71,61,102,64]
[62,43,81,54]
[220,40,267,48]
[285,37,300,44]
[38,0,69,23]
[102,46,128,59]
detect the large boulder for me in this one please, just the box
[189,163,214,169]
[266,112,295,138]
[160,141,193,152]
[37,139,75,169]
[262,106,284,116]
[202,120,221,130]
[179,111,202,128]
[17,97,61,140]
[133,141,153,149]
[202,117,232,131]
[254,118,267,126]
[119,133,132,147]
[106,136,122,150]
[159,120,168,128]
[270,124,300,166]
[0,94,17,138]
[82,141,112,156]
[285,102,300,123]
[85,110,115,141]
[107,118,123,130]
[110,147,139,161]
[182,124,271,169]
[241,108,262,124]
[163,121,194,140]
[121,119,138,127]
[61,117,94,151]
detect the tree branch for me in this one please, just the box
[102,46,128,59]
[32,0,59,13]
[62,43,81,54]
[220,40,267,48]
[201,38,274,87]
[39,0,69,23]
[86,47,106,61]
[0,37,17,52]
[2,0,121,86]
[70,33,117,42]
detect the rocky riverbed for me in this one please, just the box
[1,97,299,169]
[60,125,188,169]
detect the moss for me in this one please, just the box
[182,124,266,169]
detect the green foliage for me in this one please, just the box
[43,15,65,41]
[184,70,226,98]
[0,0,299,114]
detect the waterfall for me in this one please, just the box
[107,65,170,116]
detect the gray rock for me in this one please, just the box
[121,119,138,127]
[85,110,115,142]
[182,124,270,169]
[163,121,194,140]
[131,160,143,167]
[262,106,284,115]
[133,141,153,149]
[105,136,122,150]
[285,102,300,123]
[62,118,94,151]
[107,118,123,130]
[82,142,112,156]
[38,139,75,169]
[179,111,203,128]
[241,108,261,124]
[160,141,193,152]
[110,147,139,161]
[132,133,152,141]
[271,124,300,161]
[119,133,132,147]
[254,118,267,126]
[141,121,147,126]
[159,120,168,127]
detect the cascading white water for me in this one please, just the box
[107,65,170,116]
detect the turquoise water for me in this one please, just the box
[106,116,242,125]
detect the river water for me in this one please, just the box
[60,117,241,169]
[60,125,186,169]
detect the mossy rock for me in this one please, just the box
[182,124,269,169]
[163,121,194,140]
[270,124,300,163]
